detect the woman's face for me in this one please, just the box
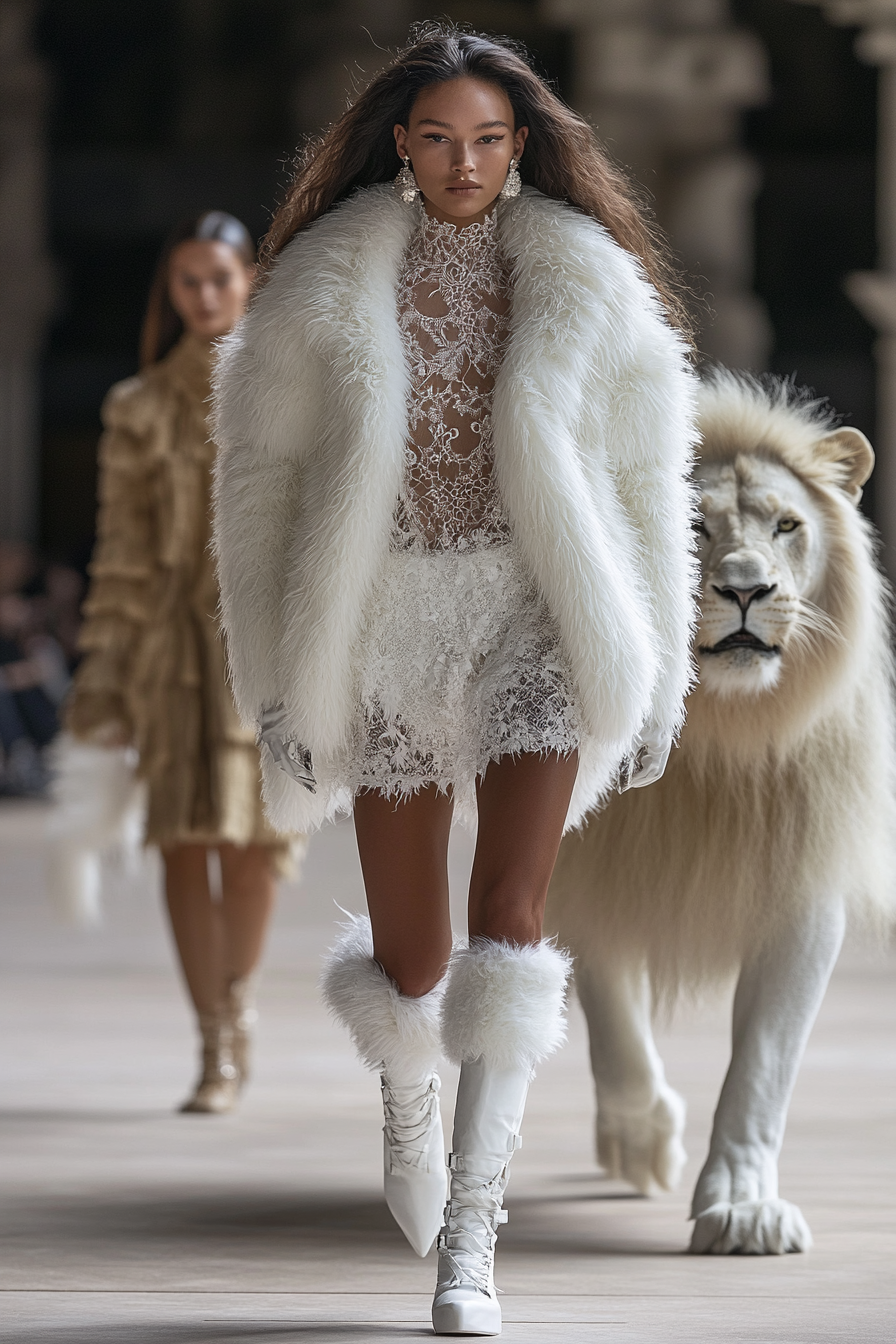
[395,76,528,227]
[167,239,254,341]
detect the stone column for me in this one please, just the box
[0,0,54,543]
[541,0,771,368]
[801,1,896,573]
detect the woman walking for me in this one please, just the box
[213,28,697,1334]
[65,212,296,1114]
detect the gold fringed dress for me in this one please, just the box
[66,333,292,867]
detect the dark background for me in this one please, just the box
[35,1,877,563]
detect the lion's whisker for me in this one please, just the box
[793,598,842,650]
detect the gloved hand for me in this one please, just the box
[615,724,672,793]
[258,703,316,793]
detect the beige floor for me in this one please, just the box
[0,799,894,1343]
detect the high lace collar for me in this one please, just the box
[414,206,503,269]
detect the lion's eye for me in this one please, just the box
[776,518,801,534]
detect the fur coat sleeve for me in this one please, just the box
[211,268,329,725]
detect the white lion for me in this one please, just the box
[547,370,896,1254]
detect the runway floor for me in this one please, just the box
[1,799,894,1342]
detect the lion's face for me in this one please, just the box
[695,455,829,697]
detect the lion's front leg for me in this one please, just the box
[576,956,686,1194]
[689,894,846,1254]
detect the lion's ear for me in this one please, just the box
[816,428,875,504]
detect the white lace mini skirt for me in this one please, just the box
[310,542,581,830]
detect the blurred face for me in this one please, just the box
[394,76,527,227]
[167,239,254,341]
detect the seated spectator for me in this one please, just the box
[0,542,77,795]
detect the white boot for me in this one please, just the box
[433,939,571,1336]
[321,914,447,1257]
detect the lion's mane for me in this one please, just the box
[547,372,896,997]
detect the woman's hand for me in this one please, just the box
[258,704,316,793]
[616,726,672,793]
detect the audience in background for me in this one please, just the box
[0,540,84,796]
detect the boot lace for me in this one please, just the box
[382,1075,440,1171]
[436,1162,509,1295]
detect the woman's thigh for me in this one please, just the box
[469,751,578,944]
[218,843,276,900]
[162,843,211,898]
[353,786,455,996]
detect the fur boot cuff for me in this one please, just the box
[441,938,572,1074]
[320,914,445,1075]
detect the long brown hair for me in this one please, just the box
[139,211,256,369]
[261,24,689,335]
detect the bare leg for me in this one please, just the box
[353,786,455,996]
[219,843,277,982]
[690,893,846,1254]
[353,754,578,996]
[469,751,579,944]
[162,845,222,1016]
[576,956,686,1193]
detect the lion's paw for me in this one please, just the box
[689,1198,812,1255]
[596,1085,687,1194]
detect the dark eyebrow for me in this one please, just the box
[415,118,510,131]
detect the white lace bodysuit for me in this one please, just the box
[308,207,581,829]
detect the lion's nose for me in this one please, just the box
[713,583,776,613]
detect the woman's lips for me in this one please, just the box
[446,183,480,194]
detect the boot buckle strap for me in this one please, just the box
[448,1147,518,1172]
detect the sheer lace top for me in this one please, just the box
[392,208,513,552]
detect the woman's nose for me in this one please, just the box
[451,143,476,173]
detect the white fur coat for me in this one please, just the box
[212,185,698,831]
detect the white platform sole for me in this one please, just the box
[432,1293,502,1336]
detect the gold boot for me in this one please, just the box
[223,975,258,1090]
[179,1010,239,1114]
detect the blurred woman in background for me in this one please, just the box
[64,212,296,1113]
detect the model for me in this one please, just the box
[212,27,697,1336]
[65,211,295,1115]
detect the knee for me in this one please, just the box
[470,880,544,945]
[376,947,450,999]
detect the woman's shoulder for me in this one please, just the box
[231,185,416,356]
[100,358,177,442]
[501,189,675,345]
[502,188,647,290]
[260,185,414,302]
[275,183,410,263]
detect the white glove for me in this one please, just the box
[46,733,147,926]
[258,703,316,793]
[615,725,672,793]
